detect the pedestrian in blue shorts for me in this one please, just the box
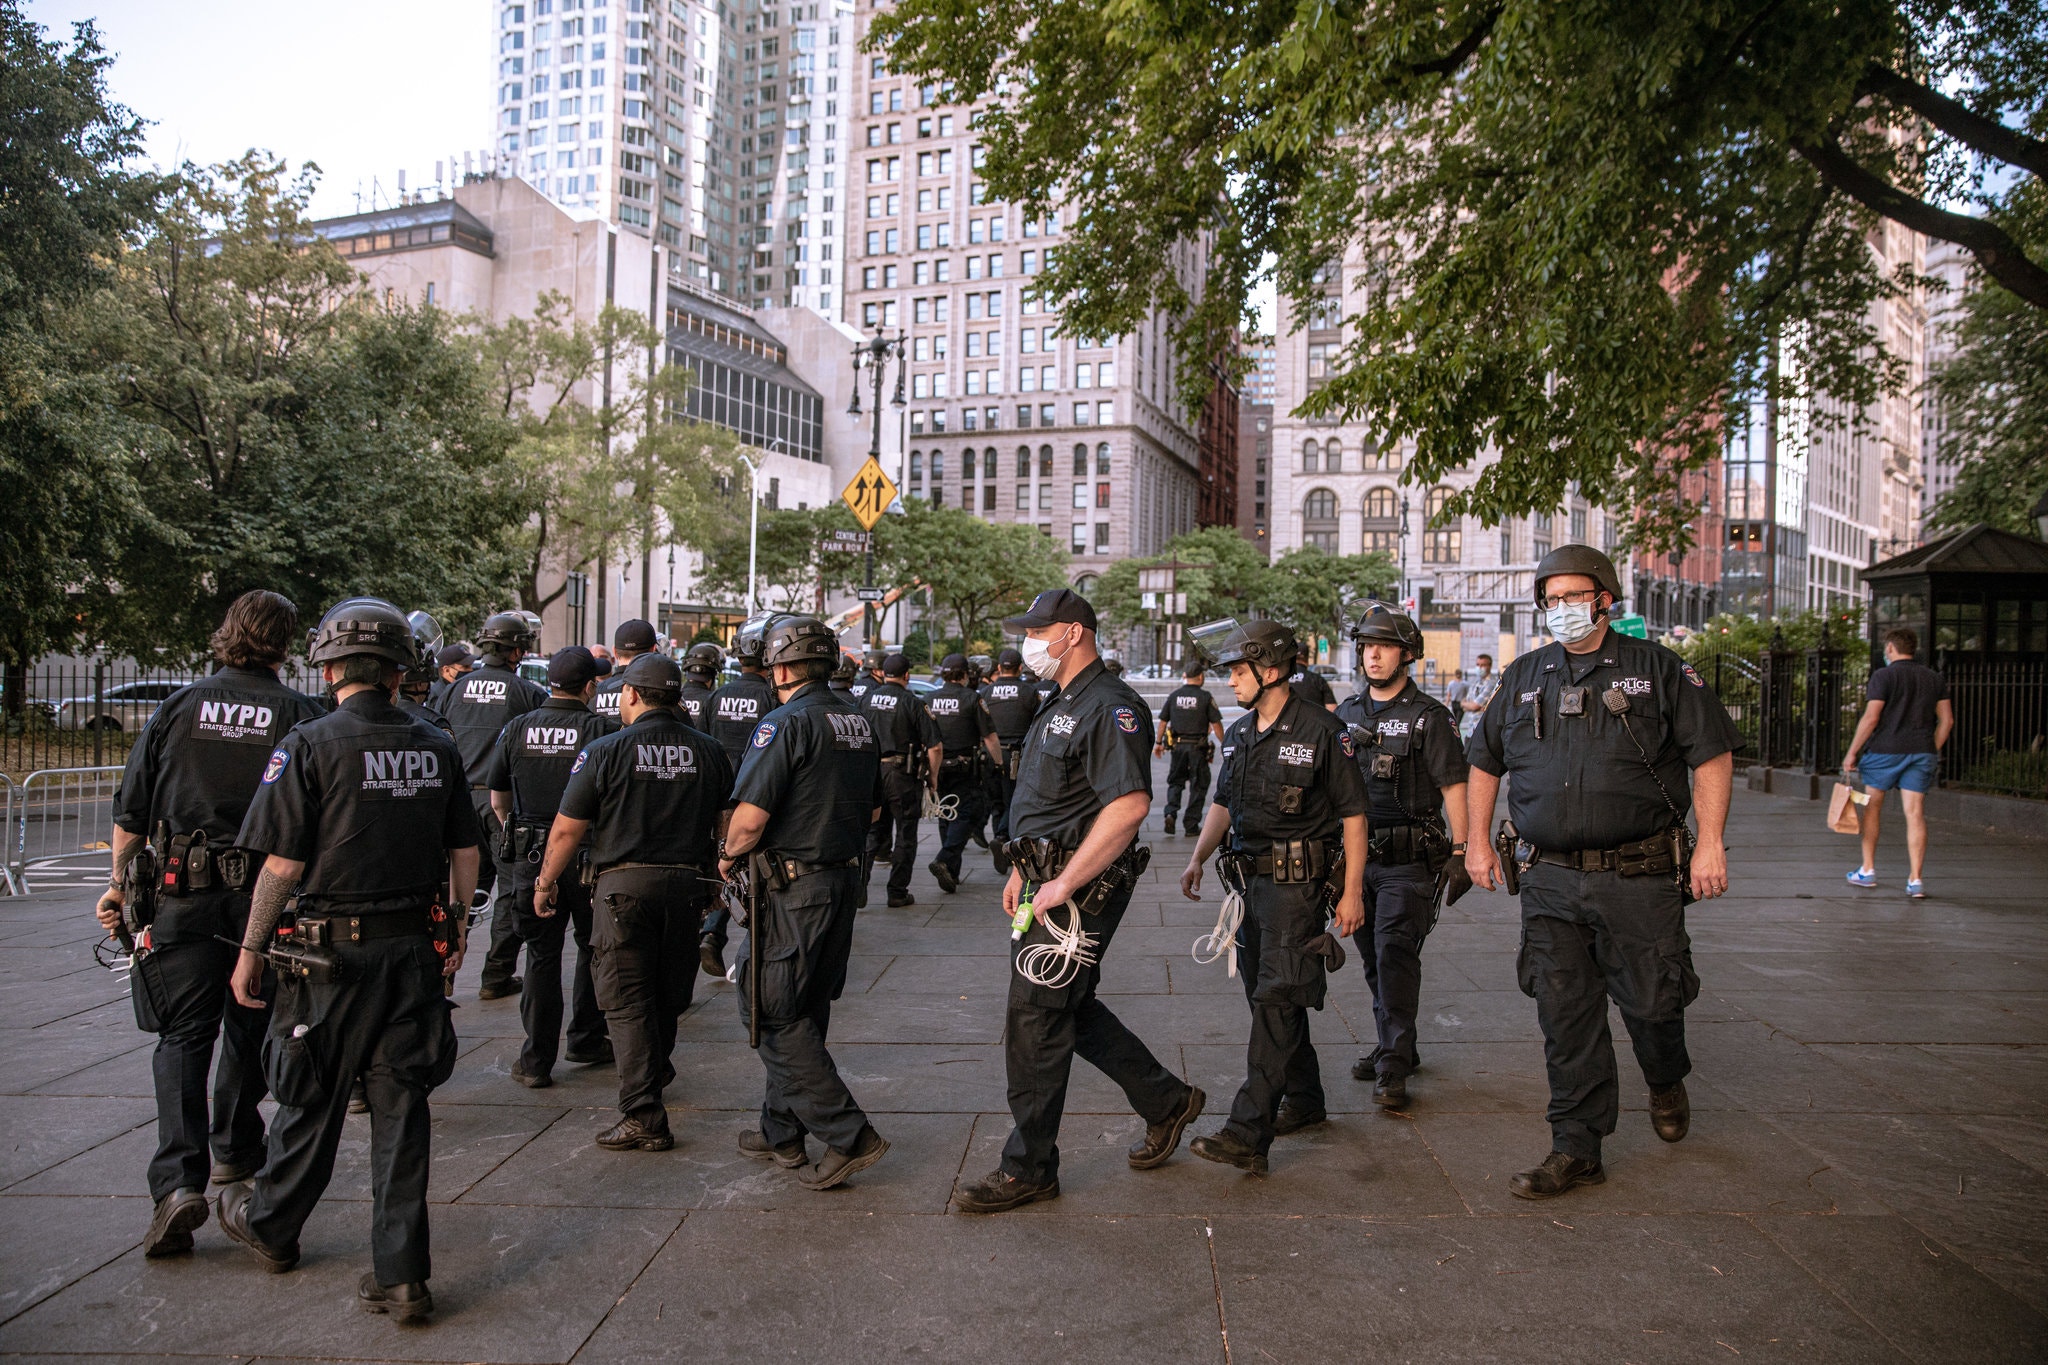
[1841,628,1953,899]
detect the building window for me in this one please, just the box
[1095,482,1110,509]
[1072,444,1087,476]
[1302,439,1319,473]
[1072,483,1087,510]
[1363,486,1398,555]
[1323,440,1342,474]
[1071,523,1087,553]
[1094,523,1110,552]
[1423,486,1462,564]
[1302,487,1339,553]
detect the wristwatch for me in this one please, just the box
[1450,843,1467,853]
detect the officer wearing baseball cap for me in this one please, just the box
[484,647,617,1087]
[719,615,890,1189]
[534,650,734,1151]
[218,597,481,1322]
[1334,602,1470,1110]
[1466,545,1740,1199]
[592,619,660,724]
[979,647,1042,865]
[1155,660,1224,837]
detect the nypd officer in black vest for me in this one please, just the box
[591,619,659,724]
[1334,603,1469,1110]
[700,617,777,971]
[216,597,479,1323]
[1180,619,1367,1174]
[1288,639,1338,711]
[397,612,453,737]
[99,590,327,1256]
[679,641,724,726]
[925,653,1002,894]
[719,615,890,1188]
[536,652,734,1151]
[954,590,1202,1213]
[863,653,941,907]
[440,611,547,1001]
[849,647,885,703]
[1156,661,1225,836]
[485,646,617,1087]
[1466,545,1738,1199]
[980,647,1041,866]
[828,652,859,694]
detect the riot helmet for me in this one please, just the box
[732,612,778,667]
[683,641,724,680]
[1349,600,1425,659]
[308,597,415,668]
[1191,617,1297,675]
[476,610,538,654]
[762,615,840,670]
[1532,544,1624,606]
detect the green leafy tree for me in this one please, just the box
[870,0,2048,551]
[873,499,1070,647]
[1257,547,1400,648]
[694,504,868,612]
[1092,526,1278,631]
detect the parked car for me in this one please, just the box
[51,679,193,732]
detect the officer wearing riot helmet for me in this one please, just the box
[397,613,454,738]
[925,653,1003,894]
[1465,544,1737,1199]
[1156,661,1225,836]
[535,652,734,1151]
[848,647,885,702]
[679,641,724,726]
[592,619,659,724]
[828,653,860,693]
[1179,618,1367,1173]
[96,591,327,1257]
[217,597,480,1323]
[1288,639,1339,711]
[700,616,779,970]
[1334,602,1470,1110]
[863,652,942,908]
[439,611,547,1001]
[980,647,1042,863]
[485,647,617,1087]
[719,615,891,1188]
[954,589,1203,1214]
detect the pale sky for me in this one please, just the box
[28,0,495,220]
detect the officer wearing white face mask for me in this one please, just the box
[1464,545,1740,1202]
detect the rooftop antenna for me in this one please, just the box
[397,168,407,204]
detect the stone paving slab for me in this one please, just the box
[0,782,2043,1361]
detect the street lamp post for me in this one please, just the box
[734,453,762,617]
[847,324,908,649]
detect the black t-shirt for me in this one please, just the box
[1467,633,1742,851]
[708,671,778,763]
[925,681,994,755]
[1162,683,1223,741]
[1288,668,1337,708]
[980,675,1042,744]
[112,666,330,845]
[1009,660,1152,848]
[483,696,618,825]
[1863,658,1949,755]
[1334,680,1469,826]
[438,660,547,785]
[557,708,734,870]
[678,679,717,729]
[237,690,480,914]
[731,682,882,864]
[863,681,939,756]
[1214,694,1368,848]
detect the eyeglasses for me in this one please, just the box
[1539,588,1602,610]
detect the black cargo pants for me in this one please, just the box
[1353,858,1437,1081]
[869,764,924,896]
[590,865,703,1128]
[506,864,608,1076]
[1223,876,1329,1154]
[1163,743,1212,827]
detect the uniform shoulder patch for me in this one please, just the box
[1338,731,1356,758]
[1113,707,1138,734]
[261,748,289,784]
[570,749,589,774]
[752,720,778,749]
[1681,663,1705,688]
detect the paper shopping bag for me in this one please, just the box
[1827,781,1867,835]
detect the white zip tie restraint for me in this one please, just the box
[1192,886,1245,978]
[1014,892,1099,990]
[923,788,961,821]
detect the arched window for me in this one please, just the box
[1323,440,1342,474]
[1073,443,1088,475]
[909,450,923,480]
[1302,488,1339,552]
[1302,439,1320,473]
[1362,486,1399,554]
[930,450,945,480]
[1016,445,1032,477]
[1038,444,1053,478]
[1423,486,1461,564]
[983,448,997,479]
[1095,442,1111,474]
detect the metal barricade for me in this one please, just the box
[8,767,124,895]
[0,775,17,896]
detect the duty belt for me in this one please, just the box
[1524,828,1687,878]
[1368,823,1447,868]
[1223,838,1340,885]
[760,852,862,889]
[295,909,430,943]
[594,861,710,880]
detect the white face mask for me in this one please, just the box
[1020,633,1060,678]
[1545,601,1601,645]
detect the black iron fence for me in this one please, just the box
[0,659,319,779]
[1940,659,2048,798]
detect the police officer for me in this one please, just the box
[954,589,1203,1213]
[535,652,733,1151]
[1334,602,1470,1110]
[863,653,941,908]
[680,641,724,726]
[217,597,479,1323]
[980,647,1042,866]
[427,644,473,702]
[1100,648,1126,678]
[718,615,891,1188]
[828,653,859,694]
[397,614,454,738]
[1466,545,1737,1199]
[485,646,617,1087]
[592,619,659,724]
[700,617,778,970]
[924,653,1002,893]
[1156,661,1224,836]
[439,611,547,1001]
[1178,619,1367,1173]
[97,591,327,1257]
[1288,640,1338,711]
[849,647,885,703]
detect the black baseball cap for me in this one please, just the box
[996,647,1023,668]
[547,645,601,690]
[940,652,969,674]
[619,652,682,691]
[434,644,473,669]
[1003,588,1097,633]
[882,652,911,677]
[614,618,658,652]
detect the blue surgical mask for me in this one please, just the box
[1545,601,1600,645]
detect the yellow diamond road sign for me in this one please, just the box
[842,457,898,531]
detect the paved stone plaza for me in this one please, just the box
[1,779,2044,1363]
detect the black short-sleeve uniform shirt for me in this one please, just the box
[862,681,939,757]
[1009,660,1152,849]
[678,678,717,729]
[237,690,481,915]
[730,683,881,864]
[557,708,733,869]
[1213,694,1368,849]
[113,665,330,844]
[439,661,548,785]
[1288,668,1337,708]
[1467,634,1742,851]
[483,697,618,825]
[925,681,994,755]
[1333,680,1468,826]
[708,672,778,764]
[980,676,1042,745]
[1162,683,1223,740]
